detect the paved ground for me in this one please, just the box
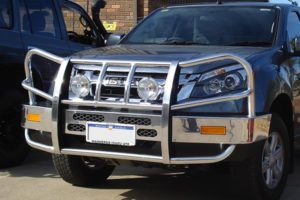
[0,145,300,200]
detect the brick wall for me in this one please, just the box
[100,0,136,33]
[71,0,136,33]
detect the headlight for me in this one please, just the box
[190,65,246,98]
[137,77,160,101]
[70,74,91,98]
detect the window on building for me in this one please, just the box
[61,5,97,45]
[287,11,300,45]
[23,0,61,38]
[0,0,13,29]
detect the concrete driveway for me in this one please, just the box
[0,145,300,200]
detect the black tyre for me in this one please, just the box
[52,154,115,186]
[0,91,30,168]
[231,114,290,200]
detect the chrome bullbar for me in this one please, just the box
[22,48,271,165]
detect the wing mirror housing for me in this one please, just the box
[293,37,300,56]
[106,33,125,46]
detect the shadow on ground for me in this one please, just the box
[0,150,58,178]
[0,145,299,200]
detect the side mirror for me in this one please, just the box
[293,37,300,55]
[106,33,125,46]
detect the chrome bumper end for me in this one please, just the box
[172,115,271,144]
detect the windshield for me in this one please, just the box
[122,6,278,46]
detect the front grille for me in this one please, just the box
[73,113,104,122]
[69,65,169,103]
[118,117,151,126]
[137,129,158,137]
[68,124,86,132]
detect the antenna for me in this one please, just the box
[216,0,223,5]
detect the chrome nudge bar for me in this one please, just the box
[22,48,261,165]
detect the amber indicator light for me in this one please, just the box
[27,113,41,122]
[200,126,226,135]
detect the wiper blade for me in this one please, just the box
[159,38,207,45]
[227,41,271,47]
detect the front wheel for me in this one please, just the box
[231,114,290,200]
[52,154,115,186]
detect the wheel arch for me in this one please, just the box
[269,93,294,172]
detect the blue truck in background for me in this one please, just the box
[0,0,108,168]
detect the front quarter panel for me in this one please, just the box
[253,59,292,114]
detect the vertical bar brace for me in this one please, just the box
[51,58,70,154]
[95,62,108,101]
[124,63,137,103]
[161,61,179,164]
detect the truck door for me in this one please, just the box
[19,0,72,56]
[0,0,25,66]
[58,0,106,53]
[287,10,300,135]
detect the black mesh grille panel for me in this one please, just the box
[73,113,104,122]
[67,124,86,132]
[137,129,158,137]
[118,117,151,126]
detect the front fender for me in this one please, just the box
[254,63,292,113]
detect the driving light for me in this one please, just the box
[137,77,159,101]
[70,74,91,98]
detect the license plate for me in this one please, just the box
[86,122,136,146]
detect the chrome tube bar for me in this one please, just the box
[21,80,54,101]
[61,148,163,163]
[172,89,251,110]
[60,145,235,164]
[51,58,70,153]
[161,61,179,163]
[25,129,54,153]
[124,64,137,103]
[71,58,171,66]
[177,53,255,118]
[61,99,163,110]
[95,62,108,101]
[24,48,64,105]
[170,145,236,164]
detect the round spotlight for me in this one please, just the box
[137,77,159,101]
[70,74,91,98]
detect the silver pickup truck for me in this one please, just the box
[21,2,300,200]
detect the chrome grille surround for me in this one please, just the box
[65,109,162,141]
